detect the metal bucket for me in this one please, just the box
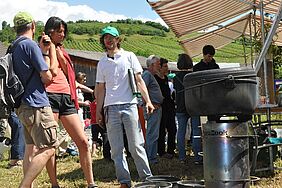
[177,180,205,187]
[203,121,250,188]
[146,175,180,188]
[134,181,173,188]
[0,137,11,156]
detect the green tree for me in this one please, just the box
[0,26,15,43]
[2,21,7,29]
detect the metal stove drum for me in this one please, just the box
[184,67,258,188]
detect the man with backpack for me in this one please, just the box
[11,11,59,188]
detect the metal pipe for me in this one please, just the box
[249,14,253,67]
[260,1,270,104]
[255,0,282,74]
[242,35,248,66]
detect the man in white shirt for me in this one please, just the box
[95,26,154,188]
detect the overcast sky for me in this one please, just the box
[1,0,165,28]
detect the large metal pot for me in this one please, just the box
[183,67,258,116]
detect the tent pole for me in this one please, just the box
[252,1,257,68]
[242,35,248,66]
[249,14,253,67]
[259,0,269,103]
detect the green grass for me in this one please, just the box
[1,148,282,187]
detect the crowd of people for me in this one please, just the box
[0,11,220,188]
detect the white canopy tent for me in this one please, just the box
[180,15,251,58]
[147,0,282,59]
[147,0,282,103]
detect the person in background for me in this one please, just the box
[154,58,176,158]
[75,71,93,127]
[192,44,220,164]
[174,53,193,163]
[0,119,11,160]
[89,97,111,159]
[167,73,176,98]
[142,55,163,164]
[12,11,59,188]
[7,112,25,168]
[0,113,25,169]
[193,44,219,72]
[44,16,97,188]
[95,26,154,188]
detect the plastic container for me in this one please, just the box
[183,67,258,116]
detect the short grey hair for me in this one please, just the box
[146,55,160,68]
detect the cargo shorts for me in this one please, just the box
[16,104,59,149]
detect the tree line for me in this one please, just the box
[0,19,169,43]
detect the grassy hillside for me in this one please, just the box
[0,20,252,63]
[62,21,251,63]
[64,34,252,63]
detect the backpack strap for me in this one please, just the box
[8,36,34,86]
[6,37,28,54]
[8,36,34,99]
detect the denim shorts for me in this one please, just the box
[47,93,77,116]
[16,104,59,149]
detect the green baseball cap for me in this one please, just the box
[101,26,119,37]
[13,11,33,28]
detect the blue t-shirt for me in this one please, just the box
[13,36,50,108]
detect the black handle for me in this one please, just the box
[185,75,257,90]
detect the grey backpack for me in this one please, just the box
[0,37,27,118]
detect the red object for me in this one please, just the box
[84,118,91,128]
[90,101,97,124]
[138,106,146,139]
[61,47,79,110]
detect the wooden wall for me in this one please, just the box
[71,56,97,87]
